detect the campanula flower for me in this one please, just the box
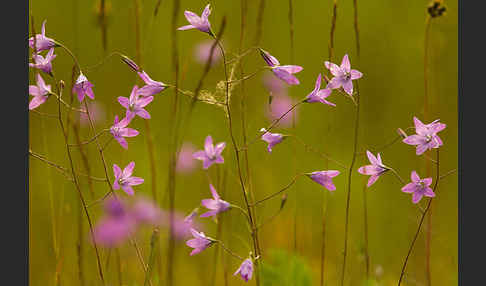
[118,85,154,119]
[161,209,201,239]
[234,258,254,282]
[260,128,285,153]
[266,94,297,128]
[93,197,137,247]
[194,40,222,66]
[324,54,362,96]
[259,48,303,85]
[72,73,95,102]
[29,73,51,110]
[110,114,139,149]
[307,170,340,191]
[263,73,288,96]
[186,228,215,256]
[28,20,56,52]
[29,48,56,75]
[178,4,212,34]
[402,117,446,155]
[131,197,163,225]
[358,151,389,187]
[192,135,226,169]
[401,171,435,204]
[113,161,144,195]
[304,73,335,106]
[200,184,230,218]
[176,143,197,174]
[137,71,168,97]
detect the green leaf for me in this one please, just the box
[260,249,312,286]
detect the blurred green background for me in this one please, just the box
[29,0,457,285]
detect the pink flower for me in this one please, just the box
[263,73,288,95]
[137,71,168,97]
[402,117,446,155]
[307,170,340,191]
[266,94,297,128]
[79,101,106,127]
[118,85,154,119]
[324,54,363,96]
[110,115,139,149]
[161,209,201,240]
[186,228,215,256]
[113,162,144,195]
[259,48,303,85]
[178,4,212,34]
[29,48,56,75]
[29,73,51,110]
[401,171,435,204]
[260,128,285,153]
[304,74,335,106]
[192,135,226,169]
[176,143,197,174]
[130,197,163,225]
[72,73,94,102]
[357,151,389,187]
[200,184,230,218]
[234,258,253,282]
[194,40,222,66]
[28,20,56,52]
[93,197,137,247]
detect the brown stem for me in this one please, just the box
[398,149,440,285]
[251,175,301,207]
[341,81,361,286]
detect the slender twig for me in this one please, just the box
[217,241,244,261]
[362,180,370,280]
[72,123,96,199]
[68,129,108,147]
[398,149,440,285]
[341,81,361,286]
[56,82,105,284]
[289,135,348,169]
[352,0,361,57]
[144,229,159,286]
[251,175,302,207]
[254,0,266,46]
[213,21,262,286]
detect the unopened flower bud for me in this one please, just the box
[280,193,288,210]
[121,55,140,72]
[397,128,408,138]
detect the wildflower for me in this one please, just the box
[93,197,137,247]
[324,54,363,96]
[29,48,56,75]
[29,73,51,110]
[234,258,254,282]
[200,184,230,218]
[137,71,168,97]
[306,170,340,191]
[194,40,222,66]
[118,85,153,119]
[79,101,106,127]
[28,20,56,52]
[113,161,144,195]
[163,209,200,239]
[357,151,389,187]
[72,73,95,102]
[110,115,139,149]
[266,94,297,128]
[259,48,303,85]
[260,128,285,153]
[263,73,288,96]
[304,73,335,106]
[192,135,226,169]
[176,143,197,174]
[186,228,215,256]
[178,4,212,34]
[402,117,446,155]
[131,197,163,225]
[401,171,435,204]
